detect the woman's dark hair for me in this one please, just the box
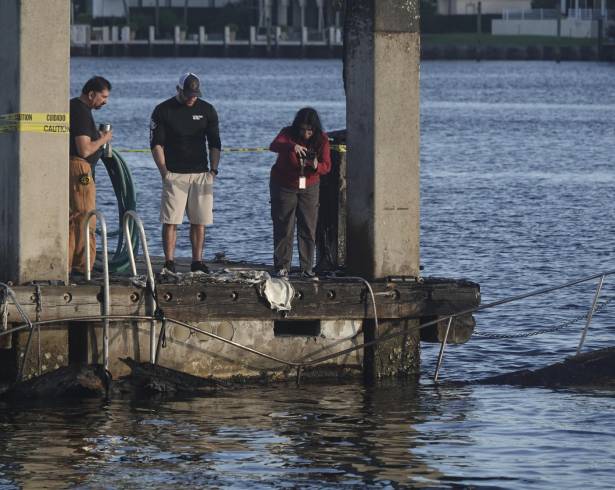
[82,76,112,95]
[291,107,324,149]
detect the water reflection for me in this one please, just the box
[1,384,458,487]
[2,59,615,488]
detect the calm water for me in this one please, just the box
[1,59,615,488]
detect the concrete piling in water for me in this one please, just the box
[0,1,71,381]
[0,0,70,285]
[344,0,422,380]
[0,1,481,387]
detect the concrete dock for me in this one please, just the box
[1,0,482,388]
[1,257,480,381]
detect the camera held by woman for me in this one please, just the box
[268,107,332,280]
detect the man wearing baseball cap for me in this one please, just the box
[150,72,221,274]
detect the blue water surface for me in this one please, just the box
[0,59,614,489]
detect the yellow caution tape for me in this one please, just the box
[0,112,69,134]
[0,113,346,149]
[116,144,347,154]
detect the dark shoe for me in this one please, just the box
[301,269,319,281]
[69,269,86,282]
[191,261,210,274]
[162,260,176,274]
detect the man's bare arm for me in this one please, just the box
[152,145,167,178]
[75,132,112,159]
[209,148,220,172]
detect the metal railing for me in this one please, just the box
[122,210,158,364]
[502,8,613,21]
[1,268,613,385]
[0,282,35,381]
[84,210,110,373]
[568,8,609,20]
[502,8,560,20]
[432,268,615,382]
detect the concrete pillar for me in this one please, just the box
[315,0,325,32]
[0,0,70,284]
[121,26,130,42]
[260,0,273,29]
[328,26,336,45]
[298,0,306,29]
[345,0,421,280]
[278,0,290,26]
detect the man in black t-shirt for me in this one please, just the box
[150,73,221,274]
[69,76,113,275]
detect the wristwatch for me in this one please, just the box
[210,168,219,175]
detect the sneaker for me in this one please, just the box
[275,268,288,279]
[301,269,319,281]
[190,261,210,274]
[162,260,176,274]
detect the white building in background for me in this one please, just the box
[437,0,531,15]
[82,0,341,31]
[257,0,341,30]
[86,0,242,19]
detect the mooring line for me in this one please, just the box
[3,270,613,378]
[114,144,347,154]
[0,312,439,371]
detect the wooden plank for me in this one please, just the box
[3,278,480,324]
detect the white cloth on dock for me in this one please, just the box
[261,276,295,312]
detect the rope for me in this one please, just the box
[34,285,42,375]
[115,144,348,154]
[0,288,7,334]
[0,282,35,381]
[472,297,613,340]
[1,279,610,376]
[0,291,611,375]
[329,275,379,334]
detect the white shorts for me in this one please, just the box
[160,171,214,225]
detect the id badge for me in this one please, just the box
[299,176,306,189]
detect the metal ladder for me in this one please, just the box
[84,210,110,373]
[122,210,158,364]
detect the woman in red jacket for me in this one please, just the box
[269,107,331,279]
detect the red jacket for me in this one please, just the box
[269,127,332,189]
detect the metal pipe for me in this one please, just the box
[84,210,110,372]
[165,317,301,368]
[576,274,605,355]
[17,327,35,381]
[123,211,157,363]
[434,317,453,382]
[155,319,167,364]
[1,283,35,380]
[3,267,615,374]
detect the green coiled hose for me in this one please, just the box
[96,149,140,273]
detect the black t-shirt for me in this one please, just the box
[149,97,221,173]
[69,97,102,166]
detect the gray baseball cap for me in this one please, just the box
[178,72,202,97]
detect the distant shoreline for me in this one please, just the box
[71,44,612,62]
